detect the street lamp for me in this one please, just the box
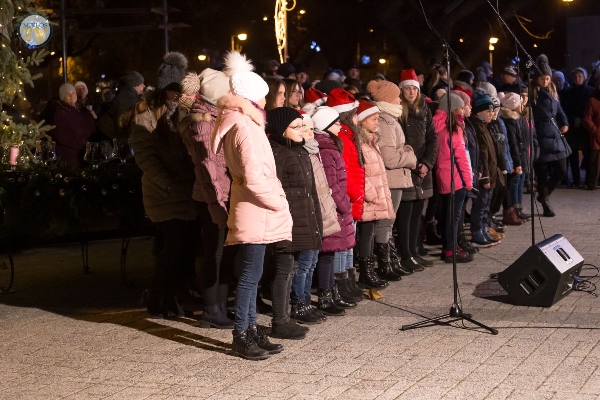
[489,37,499,66]
[231,33,247,52]
[198,54,207,61]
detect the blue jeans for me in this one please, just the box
[510,172,525,205]
[471,188,492,233]
[291,250,319,302]
[439,189,467,252]
[333,249,353,273]
[233,244,266,332]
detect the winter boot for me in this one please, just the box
[514,203,531,221]
[537,193,555,217]
[232,329,270,360]
[413,254,434,267]
[503,207,524,226]
[425,220,442,245]
[248,324,283,354]
[270,321,308,340]
[388,238,413,276]
[334,271,364,302]
[305,295,327,322]
[199,303,234,329]
[357,256,388,290]
[332,284,357,308]
[317,288,346,316]
[140,289,163,318]
[400,257,425,273]
[290,299,321,324]
[374,243,402,281]
[458,234,479,254]
[346,267,367,297]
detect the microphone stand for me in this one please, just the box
[401,1,497,335]
[485,0,543,247]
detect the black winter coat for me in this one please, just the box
[270,137,323,252]
[399,98,438,200]
[465,118,480,197]
[532,88,570,163]
[469,116,499,189]
[561,83,594,150]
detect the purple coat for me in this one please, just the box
[179,99,231,229]
[314,131,355,252]
[51,101,95,166]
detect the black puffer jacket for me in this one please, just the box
[399,98,438,200]
[532,88,570,163]
[270,137,323,252]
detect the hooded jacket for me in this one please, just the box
[468,116,499,189]
[338,123,366,220]
[532,88,570,162]
[211,93,292,246]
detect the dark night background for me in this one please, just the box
[21,0,600,104]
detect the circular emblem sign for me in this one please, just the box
[18,13,52,49]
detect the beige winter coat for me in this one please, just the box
[378,111,417,189]
[360,132,396,222]
[308,152,341,237]
[211,94,292,246]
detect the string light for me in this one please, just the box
[275,0,295,63]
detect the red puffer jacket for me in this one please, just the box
[338,123,365,220]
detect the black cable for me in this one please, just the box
[579,263,600,279]
[573,276,598,297]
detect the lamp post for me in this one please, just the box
[489,37,499,66]
[563,0,573,69]
[231,33,247,52]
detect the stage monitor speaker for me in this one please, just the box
[498,234,584,307]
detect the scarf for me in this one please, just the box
[250,99,267,123]
[375,101,403,119]
[303,138,320,154]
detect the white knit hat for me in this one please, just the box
[312,106,340,132]
[58,83,76,101]
[498,91,522,110]
[198,69,230,105]
[224,51,268,103]
[74,81,87,89]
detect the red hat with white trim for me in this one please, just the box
[326,88,359,113]
[357,100,380,122]
[304,87,327,106]
[399,68,420,89]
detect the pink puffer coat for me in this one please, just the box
[360,131,395,222]
[211,94,292,246]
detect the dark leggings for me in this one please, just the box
[316,251,335,289]
[395,199,425,260]
[266,250,297,326]
[197,202,234,306]
[357,221,376,257]
[534,158,567,200]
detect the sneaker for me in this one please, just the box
[471,230,496,247]
[443,249,474,263]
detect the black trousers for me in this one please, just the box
[316,252,335,290]
[265,249,297,326]
[534,158,567,200]
[395,199,425,260]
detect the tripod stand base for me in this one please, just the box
[400,304,498,335]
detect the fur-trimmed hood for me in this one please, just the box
[453,80,473,93]
[500,107,520,120]
[211,93,266,154]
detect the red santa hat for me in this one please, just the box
[304,87,327,106]
[399,69,420,89]
[326,88,359,113]
[357,100,380,122]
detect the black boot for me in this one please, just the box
[374,243,402,281]
[334,271,364,302]
[270,321,308,340]
[400,257,425,273]
[162,292,184,318]
[317,288,346,316]
[425,221,442,245]
[290,299,321,324]
[305,295,327,322]
[248,325,283,354]
[232,329,270,360]
[538,196,555,217]
[388,238,413,276]
[413,254,434,267]
[346,267,366,298]
[514,203,531,221]
[458,233,478,254]
[357,257,388,290]
[140,289,163,318]
[199,302,234,329]
[332,284,357,308]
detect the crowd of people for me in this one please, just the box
[42,49,600,360]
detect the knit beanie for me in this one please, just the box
[58,83,76,101]
[367,80,400,104]
[266,107,302,138]
[552,71,565,86]
[124,71,144,88]
[503,64,518,78]
[181,72,200,96]
[224,51,269,103]
[438,92,464,114]
[478,81,498,99]
[498,91,522,110]
[326,88,359,113]
[472,89,494,114]
[536,54,552,77]
[74,81,87,90]
[314,79,342,95]
[573,67,588,80]
[157,52,188,90]
[451,89,471,108]
[491,96,501,109]
[198,69,230,105]
[357,100,380,122]
[456,70,474,84]
[311,106,340,132]
[277,62,296,78]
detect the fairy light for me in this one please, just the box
[275,0,296,63]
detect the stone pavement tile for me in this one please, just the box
[316,385,351,400]
[311,360,362,378]
[333,388,385,399]
[539,362,596,392]
[287,395,324,400]
[500,372,547,389]
[347,366,393,380]
[279,382,325,397]
[206,394,250,400]
[102,385,165,399]
[554,394,598,400]
[484,384,515,400]
[580,368,600,394]
[440,379,498,400]
[169,385,220,397]
[67,383,130,397]
[505,389,555,400]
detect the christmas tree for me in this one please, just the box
[0,0,52,148]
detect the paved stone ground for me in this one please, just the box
[1,188,599,400]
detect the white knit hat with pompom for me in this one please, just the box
[224,51,268,103]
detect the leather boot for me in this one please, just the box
[425,221,442,245]
[334,271,363,302]
[290,299,321,324]
[400,257,425,272]
[514,203,531,221]
[140,289,163,318]
[346,267,366,297]
[248,325,283,354]
[539,198,555,217]
[357,257,388,290]
[332,284,357,308]
[305,295,327,322]
[503,207,524,225]
[199,303,234,329]
[413,254,434,267]
[317,288,345,316]
[374,243,402,281]
[232,329,270,360]
[388,238,413,276]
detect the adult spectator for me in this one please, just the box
[277,62,296,79]
[105,71,145,136]
[583,80,600,190]
[74,81,92,111]
[263,59,280,78]
[294,64,310,90]
[498,63,522,94]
